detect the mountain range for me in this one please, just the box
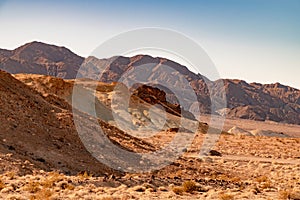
[0,41,299,125]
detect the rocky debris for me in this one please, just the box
[250,129,290,138]
[15,74,201,132]
[0,70,156,176]
[228,126,253,136]
[132,84,196,120]
[208,150,222,157]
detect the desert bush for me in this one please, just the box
[255,175,269,183]
[42,171,64,188]
[278,189,300,200]
[5,171,15,180]
[0,179,5,190]
[182,180,197,193]
[78,171,92,180]
[290,191,300,199]
[30,188,53,200]
[255,175,273,189]
[172,186,184,195]
[172,180,198,195]
[260,181,272,189]
[219,193,234,200]
[100,197,121,200]
[24,181,41,193]
[278,189,291,200]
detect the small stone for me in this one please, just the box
[209,150,222,156]
[131,185,145,192]
[1,186,13,193]
[158,186,168,191]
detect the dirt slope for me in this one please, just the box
[0,70,156,176]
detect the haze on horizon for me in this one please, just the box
[0,0,299,89]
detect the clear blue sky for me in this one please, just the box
[0,0,299,88]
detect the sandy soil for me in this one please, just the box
[1,132,299,200]
[0,73,298,199]
[200,114,300,137]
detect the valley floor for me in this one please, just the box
[1,132,300,200]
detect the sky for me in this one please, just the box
[0,0,299,88]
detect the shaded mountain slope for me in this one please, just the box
[14,74,199,132]
[0,70,156,176]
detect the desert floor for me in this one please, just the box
[1,119,300,200]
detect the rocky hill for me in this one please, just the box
[0,42,299,124]
[213,79,300,124]
[0,70,157,176]
[0,41,84,79]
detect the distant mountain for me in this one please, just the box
[0,41,84,78]
[0,41,299,124]
[214,79,299,123]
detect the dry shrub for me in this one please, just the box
[172,180,198,195]
[5,171,15,180]
[230,177,241,183]
[219,193,234,200]
[0,179,5,190]
[100,197,120,200]
[24,181,41,193]
[260,181,272,189]
[182,180,197,193]
[78,171,92,180]
[30,188,53,200]
[42,171,64,188]
[255,175,273,189]
[63,182,75,190]
[290,191,300,199]
[255,175,269,183]
[278,189,300,200]
[172,186,184,195]
[278,189,291,200]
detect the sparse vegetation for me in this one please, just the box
[24,181,41,193]
[42,171,63,188]
[172,180,198,195]
[182,180,197,193]
[278,189,300,200]
[255,175,269,183]
[219,193,234,200]
[78,171,92,180]
[5,171,15,180]
[30,188,53,200]
[0,179,5,190]
[172,186,184,195]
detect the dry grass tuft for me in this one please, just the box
[5,171,16,180]
[255,175,273,189]
[219,193,235,200]
[24,181,41,193]
[182,180,197,193]
[278,189,300,200]
[30,188,53,200]
[172,180,198,195]
[0,178,5,190]
[42,171,63,188]
[255,175,269,183]
[100,197,120,200]
[172,186,184,195]
[78,171,92,180]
